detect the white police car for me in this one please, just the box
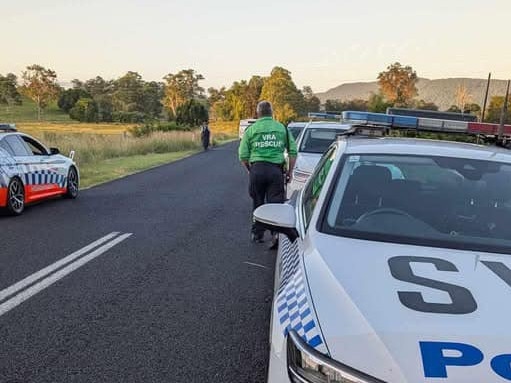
[0,124,79,215]
[255,111,511,382]
[288,117,351,198]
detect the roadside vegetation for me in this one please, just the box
[3,61,506,189]
[18,122,236,187]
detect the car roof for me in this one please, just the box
[343,137,511,163]
[287,122,307,127]
[0,132,19,138]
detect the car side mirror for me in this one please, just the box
[50,147,60,155]
[253,203,298,242]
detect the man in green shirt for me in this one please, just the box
[238,101,298,246]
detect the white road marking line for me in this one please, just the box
[0,232,120,303]
[244,261,269,270]
[0,233,132,317]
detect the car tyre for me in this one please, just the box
[65,167,79,199]
[6,177,25,216]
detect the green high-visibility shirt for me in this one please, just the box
[238,117,298,165]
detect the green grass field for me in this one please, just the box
[0,96,72,122]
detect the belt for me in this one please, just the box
[250,161,283,167]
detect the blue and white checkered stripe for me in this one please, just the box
[16,164,67,188]
[276,236,326,351]
[23,170,66,188]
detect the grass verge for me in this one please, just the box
[80,151,197,188]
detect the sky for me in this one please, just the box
[1,0,510,92]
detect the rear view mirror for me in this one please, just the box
[50,147,60,155]
[253,204,298,241]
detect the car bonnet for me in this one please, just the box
[303,232,511,382]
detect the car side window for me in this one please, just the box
[0,138,14,156]
[21,136,48,156]
[302,146,337,229]
[4,135,32,156]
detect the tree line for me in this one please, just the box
[0,62,509,125]
[0,65,319,125]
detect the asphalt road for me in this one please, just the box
[0,142,276,383]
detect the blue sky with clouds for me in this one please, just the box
[2,0,510,91]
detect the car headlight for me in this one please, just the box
[293,169,311,183]
[287,331,385,383]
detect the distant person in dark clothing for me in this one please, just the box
[201,123,210,151]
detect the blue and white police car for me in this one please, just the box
[256,111,511,382]
[0,124,79,215]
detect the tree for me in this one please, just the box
[175,99,209,126]
[112,71,144,113]
[414,99,439,111]
[377,62,418,106]
[58,88,90,113]
[455,83,471,113]
[447,105,461,113]
[302,86,320,113]
[207,87,231,121]
[69,98,98,122]
[260,67,305,123]
[20,65,60,120]
[367,93,392,113]
[225,80,250,121]
[245,76,264,117]
[141,81,164,118]
[163,69,204,118]
[0,73,22,112]
[485,96,511,123]
[324,99,343,111]
[324,98,368,112]
[464,103,481,116]
[83,76,114,122]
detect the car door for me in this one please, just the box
[19,135,67,198]
[276,145,338,293]
[4,134,53,201]
[271,146,338,353]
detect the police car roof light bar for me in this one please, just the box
[0,123,17,132]
[307,112,343,120]
[342,111,511,138]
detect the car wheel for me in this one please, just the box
[66,167,79,199]
[6,177,25,216]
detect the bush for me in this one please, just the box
[175,99,209,126]
[128,121,192,137]
[58,89,90,112]
[69,98,98,122]
[111,111,146,123]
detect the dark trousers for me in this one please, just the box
[249,162,285,236]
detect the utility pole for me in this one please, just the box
[481,72,491,122]
[497,79,510,141]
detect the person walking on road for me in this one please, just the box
[201,123,211,151]
[238,101,297,248]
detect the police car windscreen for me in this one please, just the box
[299,128,343,154]
[288,126,303,140]
[322,154,511,254]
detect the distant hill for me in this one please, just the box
[316,78,510,111]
